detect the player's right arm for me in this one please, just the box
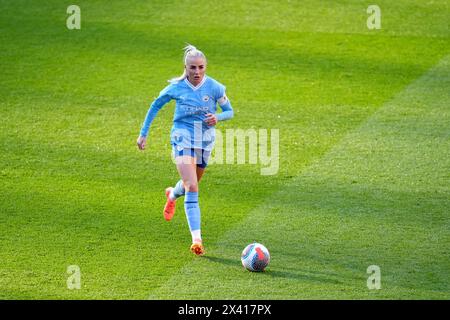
[137,85,173,150]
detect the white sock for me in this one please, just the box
[191,230,202,243]
[169,188,176,201]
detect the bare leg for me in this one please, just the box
[176,156,199,192]
[196,166,205,183]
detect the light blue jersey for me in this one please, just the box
[140,75,233,151]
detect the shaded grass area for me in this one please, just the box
[149,55,449,299]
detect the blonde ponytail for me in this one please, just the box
[168,44,207,83]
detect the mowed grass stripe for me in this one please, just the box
[148,55,450,299]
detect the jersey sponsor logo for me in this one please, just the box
[184,105,209,115]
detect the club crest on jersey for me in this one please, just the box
[202,95,210,102]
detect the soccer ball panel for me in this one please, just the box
[241,243,270,272]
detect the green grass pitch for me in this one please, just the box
[0,0,449,299]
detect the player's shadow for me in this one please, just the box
[203,255,342,285]
[203,255,239,268]
[261,270,342,285]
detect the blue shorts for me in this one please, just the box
[172,146,211,169]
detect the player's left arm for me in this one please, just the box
[216,94,234,121]
[204,86,234,126]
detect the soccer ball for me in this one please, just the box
[241,243,270,272]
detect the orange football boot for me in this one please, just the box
[190,239,205,256]
[163,187,176,221]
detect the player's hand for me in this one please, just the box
[137,136,147,150]
[204,113,218,126]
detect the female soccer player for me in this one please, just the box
[137,45,234,256]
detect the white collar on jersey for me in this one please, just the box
[184,76,207,91]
